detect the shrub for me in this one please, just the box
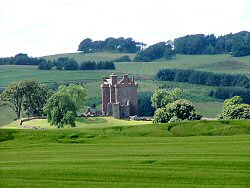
[113,56,131,62]
[38,60,53,70]
[153,99,202,123]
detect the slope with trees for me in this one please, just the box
[174,31,250,57]
[78,37,141,53]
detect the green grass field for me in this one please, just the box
[1,53,250,87]
[43,52,136,62]
[2,117,149,129]
[0,107,17,126]
[1,52,249,126]
[1,120,250,187]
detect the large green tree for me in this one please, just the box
[217,96,250,119]
[0,80,52,118]
[22,81,53,117]
[43,93,77,128]
[0,82,25,119]
[151,88,182,109]
[153,99,202,123]
[57,84,87,110]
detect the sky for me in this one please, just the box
[0,0,250,57]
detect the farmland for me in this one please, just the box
[0,53,250,125]
[1,120,250,187]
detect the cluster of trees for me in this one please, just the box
[78,37,141,53]
[156,69,249,87]
[0,80,87,128]
[39,57,79,70]
[39,57,115,70]
[0,80,53,118]
[79,61,115,70]
[152,88,202,123]
[151,88,250,123]
[217,96,250,119]
[174,31,250,56]
[134,42,176,62]
[209,87,250,104]
[0,53,46,65]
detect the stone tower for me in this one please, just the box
[101,73,138,118]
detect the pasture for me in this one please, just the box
[1,119,250,187]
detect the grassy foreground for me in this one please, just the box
[0,119,250,187]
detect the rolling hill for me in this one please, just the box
[1,52,250,126]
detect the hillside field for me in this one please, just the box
[1,119,250,187]
[0,53,250,126]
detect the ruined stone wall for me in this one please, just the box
[120,104,130,118]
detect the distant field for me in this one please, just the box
[116,54,250,77]
[43,52,136,62]
[1,120,250,187]
[1,54,250,87]
[0,65,117,87]
[194,102,223,118]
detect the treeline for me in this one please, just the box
[134,42,176,62]
[78,37,141,53]
[209,87,250,104]
[156,69,249,87]
[174,31,250,57]
[79,60,115,70]
[0,53,45,65]
[38,57,115,70]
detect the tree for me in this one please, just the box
[38,60,53,70]
[78,38,93,53]
[64,58,79,70]
[151,88,182,109]
[0,80,52,118]
[79,61,96,70]
[57,84,87,110]
[0,82,25,118]
[22,81,53,117]
[153,99,202,123]
[43,93,77,128]
[138,92,155,116]
[134,42,168,62]
[164,49,176,60]
[217,96,250,119]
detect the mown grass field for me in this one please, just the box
[1,119,250,187]
[2,117,149,129]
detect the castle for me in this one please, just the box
[101,74,138,119]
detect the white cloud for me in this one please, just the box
[0,0,249,57]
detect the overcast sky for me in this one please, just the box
[0,0,250,57]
